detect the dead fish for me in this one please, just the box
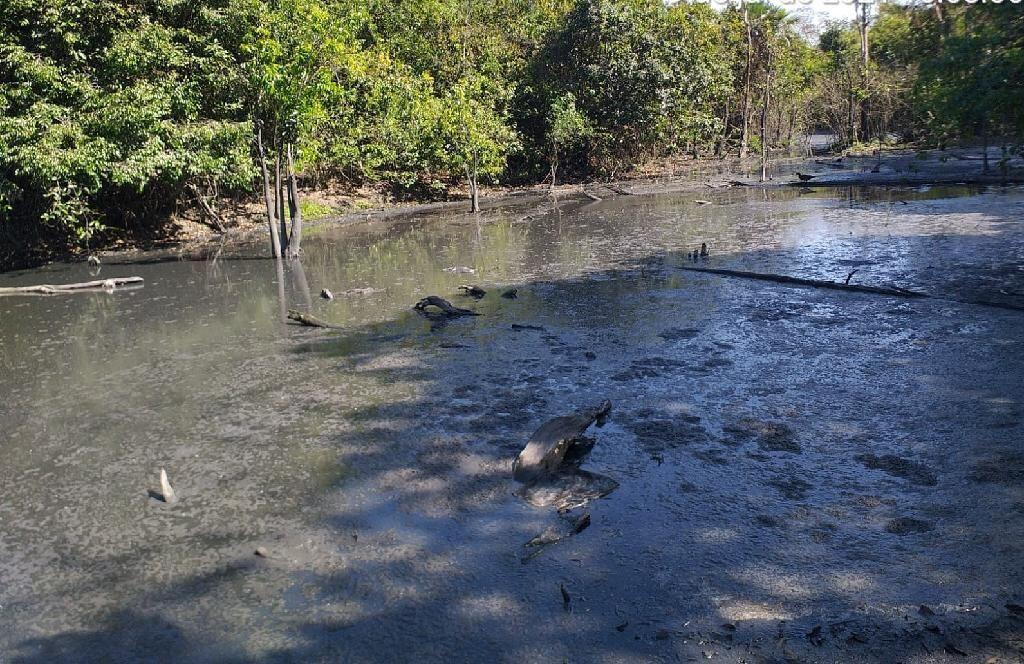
[159,468,177,504]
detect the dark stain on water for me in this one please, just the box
[2,185,1024,661]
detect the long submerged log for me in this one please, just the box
[679,266,926,298]
[0,276,144,296]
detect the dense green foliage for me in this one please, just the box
[1,0,1021,263]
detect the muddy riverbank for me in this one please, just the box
[1,183,1023,662]
[9,146,1021,275]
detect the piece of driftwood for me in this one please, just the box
[287,309,339,328]
[457,284,486,299]
[320,288,334,300]
[526,512,591,549]
[516,469,619,511]
[521,511,591,562]
[581,188,602,202]
[342,287,383,296]
[605,183,634,196]
[694,199,713,205]
[679,266,926,298]
[0,276,144,296]
[513,400,612,483]
[414,296,480,317]
[159,468,177,504]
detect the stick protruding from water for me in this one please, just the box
[159,468,178,504]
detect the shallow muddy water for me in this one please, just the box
[2,185,1024,662]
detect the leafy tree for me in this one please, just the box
[439,75,518,212]
[545,93,592,188]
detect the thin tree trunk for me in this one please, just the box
[718,98,730,158]
[466,162,480,212]
[859,2,871,143]
[982,121,990,174]
[786,110,796,156]
[257,127,282,258]
[739,2,753,159]
[550,146,558,192]
[275,149,288,254]
[286,142,303,257]
[760,49,772,182]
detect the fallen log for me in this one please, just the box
[414,296,480,317]
[679,266,926,298]
[581,188,602,202]
[0,276,144,296]
[605,183,634,196]
[287,309,339,328]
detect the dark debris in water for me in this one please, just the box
[970,454,1024,485]
[856,453,938,486]
[885,517,935,535]
[724,417,801,453]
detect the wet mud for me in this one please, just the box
[1,184,1024,661]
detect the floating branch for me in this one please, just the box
[0,276,144,296]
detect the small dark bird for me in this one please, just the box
[700,243,709,258]
[501,288,518,299]
[795,172,815,182]
[692,249,699,263]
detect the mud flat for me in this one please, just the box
[1,183,1023,661]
